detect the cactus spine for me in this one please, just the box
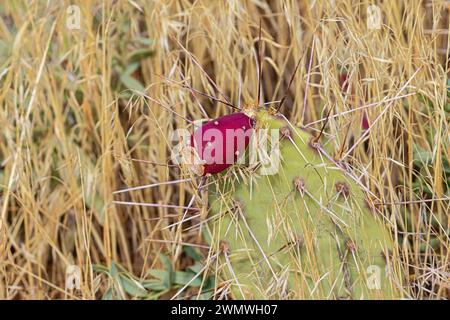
[207,110,402,299]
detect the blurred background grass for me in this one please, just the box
[0,0,448,299]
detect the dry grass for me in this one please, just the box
[0,0,448,299]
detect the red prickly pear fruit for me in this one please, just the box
[339,72,349,93]
[339,72,370,131]
[190,112,254,176]
[362,113,369,130]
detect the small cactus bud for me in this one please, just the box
[219,240,231,255]
[293,176,306,196]
[308,136,321,151]
[335,181,350,198]
[280,126,292,138]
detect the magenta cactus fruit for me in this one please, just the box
[339,72,349,93]
[361,113,369,130]
[339,71,370,130]
[189,112,254,175]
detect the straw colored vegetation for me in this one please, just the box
[0,0,448,299]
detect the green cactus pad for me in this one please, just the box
[207,110,402,299]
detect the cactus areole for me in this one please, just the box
[187,112,255,176]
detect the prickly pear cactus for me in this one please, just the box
[207,110,402,299]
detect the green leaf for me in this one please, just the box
[203,276,215,291]
[0,39,12,59]
[173,271,202,287]
[194,291,213,300]
[412,145,433,167]
[159,253,173,273]
[187,262,203,274]
[141,279,167,291]
[148,269,167,280]
[102,288,114,300]
[123,62,140,75]
[148,269,171,290]
[444,103,450,113]
[420,237,442,252]
[120,74,145,92]
[135,37,154,46]
[447,79,450,97]
[119,274,148,298]
[412,180,433,196]
[183,246,202,261]
[127,48,154,63]
[93,264,109,275]
[443,158,450,174]
[202,227,212,244]
[109,262,119,280]
[119,91,133,100]
[159,253,173,288]
[190,276,215,300]
[418,93,434,110]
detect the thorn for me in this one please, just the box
[157,74,240,111]
[314,104,335,143]
[178,70,209,118]
[341,67,422,159]
[146,239,210,250]
[113,201,200,211]
[301,36,316,124]
[113,178,192,194]
[304,93,416,127]
[336,122,352,160]
[138,92,194,123]
[276,50,303,113]
[373,197,450,206]
[170,253,219,300]
[257,18,263,108]
[171,35,232,105]
[113,156,178,167]
[161,213,201,230]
